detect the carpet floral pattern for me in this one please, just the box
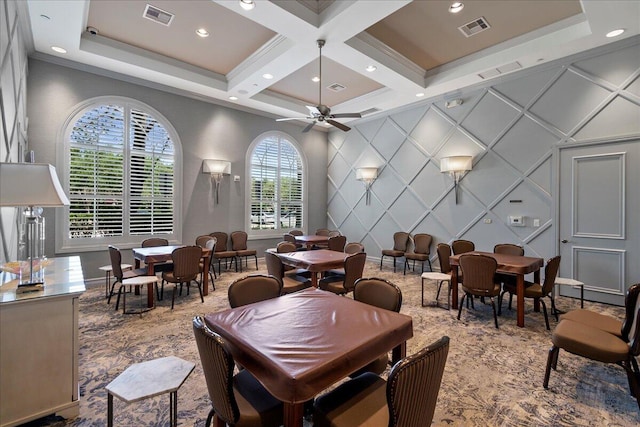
[67,261,639,426]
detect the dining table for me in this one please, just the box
[449,251,544,327]
[204,288,413,427]
[274,249,350,288]
[293,234,329,249]
[132,245,212,308]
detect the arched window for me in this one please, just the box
[57,97,181,252]
[247,132,305,237]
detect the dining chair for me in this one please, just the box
[277,242,311,278]
[328,230,341,238]
[315,228,330,236]
[452,239,475,255]
[559,304,622,338]
[327,235,347,252]
[344,242,365,254]
[499,255,561,330]
[421,243,452,309]
[141,237,173,272]
[350,278,402,377]
[457,254,501,328]
[161,246,204,309]
[192,316,284,427]
[319,252,366,296]
[195,235,213,248]
[264,251,312,294]
[209,232,237,274]
[543,283,640,409]
[289,229,303,236]
[199,237,217,290]
[227,274,282,308]
[404,233,433,275]
[107,245,153,311]
[380,232,410,273]
[493,243,525,289]
[313,336,450,427]
[231,231,258,272]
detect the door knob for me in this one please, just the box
[561,239,568,243]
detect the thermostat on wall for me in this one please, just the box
[508,215,525,227]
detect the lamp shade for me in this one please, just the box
[202,159,231,175]
[0,163,70,207]
[440,156,472,173]
[356,167,378,182]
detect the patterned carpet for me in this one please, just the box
[63,260,639,426]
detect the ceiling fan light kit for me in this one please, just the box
[276,40,362,133]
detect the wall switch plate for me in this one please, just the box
[533,218,540,227]
[483,218,492,224]
[508,215,525,227]
[233,175,240,182]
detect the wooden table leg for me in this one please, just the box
[392,341,406,364]
[451,267,459,309]
[311,272,319,288]
[146,262,155,308]
[517,274,525,327]
[107,393,113,427]
[284,402,304,427]
[533,270,541,311]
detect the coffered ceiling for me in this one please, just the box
[25,0,640,131]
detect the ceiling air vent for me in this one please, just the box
[143,4,174,26]
[326,83,346,92]
[458,17,490,37]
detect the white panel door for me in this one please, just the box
[559,140,640,306]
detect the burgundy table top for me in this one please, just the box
[132,245,210,264]
[274,249,350,272]
[294,235,329,244]
[204,288,413,403]
[450,251,543,274]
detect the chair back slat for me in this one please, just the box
[493,243,524,256]
[192,316,239,425]
[228,275,283,307]
[393,232,411,252]
[210,232,228,252]
[230,231,248,251]
[459,254,497,294]
[276,242,297,253]
[452,239,475,255]
[142,237,169,247]
[412,234,432,255]
[387,336,450,427]
[343,252,367,293]
[171,246,202,281]
[328,235,347,252]
[436,243,452,274]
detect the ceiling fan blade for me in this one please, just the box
[330,113,361,119]
[302,120,317,133]
[327,119,351,132]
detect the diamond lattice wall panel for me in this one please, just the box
[327,152,351,188]
[389,139,427,184]
[327,192,351,228]
[390,105,428,134]
[356,117,385,142]
[528,158,552,195]
[339,212,368,243]
[373,166,405,208]
[409,108,453,155]
[355,145,385,170]
[438,127,485,159]
[494,68,560,109]
[438,95,479,123]
[371,119,406,161]
[492,182,551,239]
[388,189,428,231]
[340,129,369,166]
[370,214,404,253]
[338,170,366,210]
[573,44,640,87]
[353,194,385,231]
[327,138,339,163]
[574,97,640,140]
[328,128,348,152]
[461,91,520,145]
[432,189,485,234]
[412,214,451,247]
[409,161,449,208]
[530,70,612,134]
[464,152,520,206]
[526,225,555,258]
[327,179,339,203]
[492,116,558,173]
[628,75,640,97]
[463,215,519,253]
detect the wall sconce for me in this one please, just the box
[356,167,378,205]
[202,159,231,204]
[440,155,472,204]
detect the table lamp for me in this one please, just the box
[0,163,70,289]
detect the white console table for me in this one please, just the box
[0,256,85,427]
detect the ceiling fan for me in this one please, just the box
[276,40,362,132]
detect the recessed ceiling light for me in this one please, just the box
[196,28,209,37]
[229,96,238,101]
[239,0,255,11]
[51,46,67,54]
[365,65,377,72]
[262,73,274,79]
[606,29,625,38]
[311,76,320,82]
[449,2,464,14]
[416,92,425,97]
